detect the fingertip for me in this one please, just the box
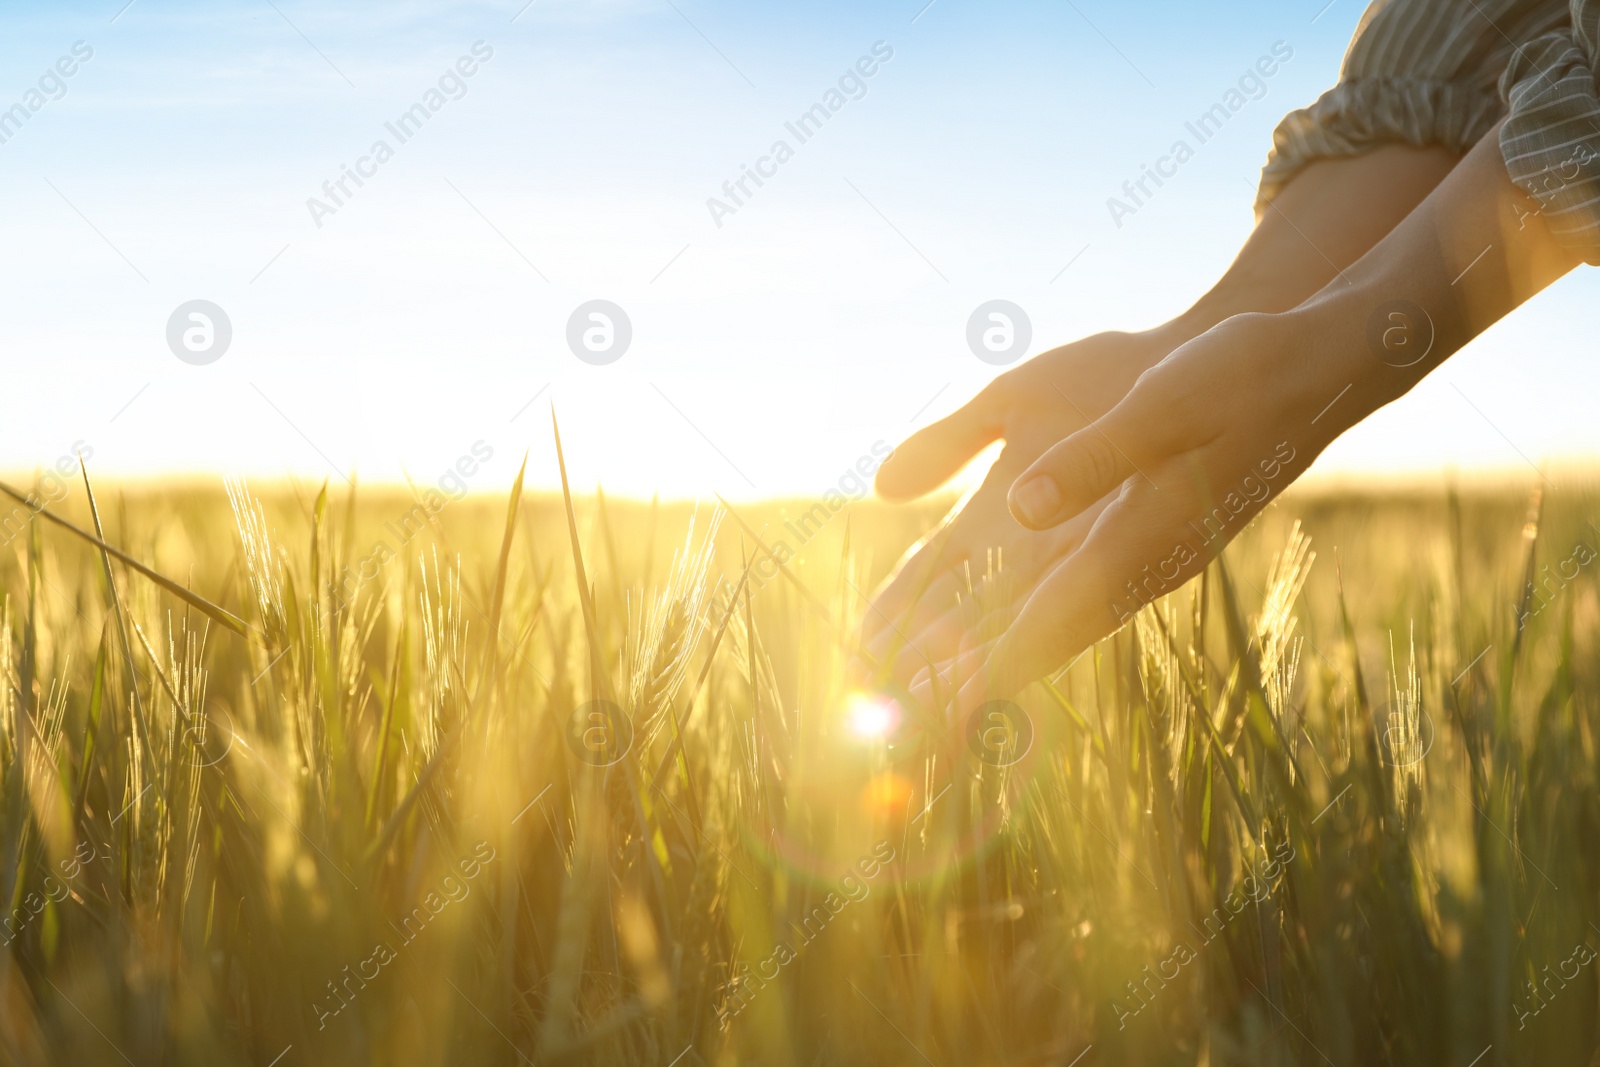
[875,397,1001,501]
[870,620,896,662]
[873,437,938,502]
[872,455,918,503]
[890,642,933,688]
[953,672,991,722]
[978,633,1035,705]
[862,548,960,654]
[1012,428,1142,533]
[844,647,878,686]
[908,670,934,711]
[1007,474,1063,530]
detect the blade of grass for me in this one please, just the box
[489,453,527,642]
[74,463,163,796]
[1,476,252,639]
[366,620,405,831]
[72,626,110,826]
[552,409,611,704]
[647,557,754,802]
[362,719,460,867]
[481,453,527,689]
[713,492,874,666]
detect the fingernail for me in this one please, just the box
[1010,475,1061,526]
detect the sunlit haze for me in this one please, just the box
[4,0,1595,499]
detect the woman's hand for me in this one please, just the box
[908,303,1356,713]
[909,308,1359,711]
[916,119,1584,716]
[863,144,1470,686]
[863,327,1181,681]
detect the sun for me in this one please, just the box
[843,691,900,741]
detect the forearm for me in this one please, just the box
[1291,119,1582,419]
[1159,144,1465,342]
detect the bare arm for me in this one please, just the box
[939,120,1580,708]
[865,144,1464,681]
[1175,143,1468,333]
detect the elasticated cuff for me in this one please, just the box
[1255,77,1506,213]
[1499,28,1600,265]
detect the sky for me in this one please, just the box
[1,0,1595,501]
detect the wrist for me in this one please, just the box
[1164,271,1294,346]
[1146,306,1225,355]
[1162,301,1235,346]
[1279,292,1419,429]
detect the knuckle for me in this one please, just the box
[977,375,1014,413]
[979,367,1013,396]
[1132,364,1213,443]
[1131,363,1180,411]
[1069,434,1123,496]
[1012,609,1071,670]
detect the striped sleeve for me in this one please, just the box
[1257,0,1569,213]
[1498,2,1600,263]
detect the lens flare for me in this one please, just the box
[844,692,899,740]
[861,772,913,817]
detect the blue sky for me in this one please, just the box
[1,0,1594,499]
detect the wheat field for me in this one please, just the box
[0,444,1597,1067]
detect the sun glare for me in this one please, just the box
[861,772,914,818]
[844,692,900,740]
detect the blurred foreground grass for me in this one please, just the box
[1,459,1598,1066]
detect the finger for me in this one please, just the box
[887,584,965,672]
[889,555,1020,653]
[867,570,962,668]
[879,495,1105,679]
[889,598,977,686]
[962,485,1207,711]
[861,531,965,651]
[908,641,992,718]
[875,388,1002,502]
[1007,377,1195,531]
[889,565,1037,685]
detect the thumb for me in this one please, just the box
[1006,379,1190,530]
[875,388,1002,502]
